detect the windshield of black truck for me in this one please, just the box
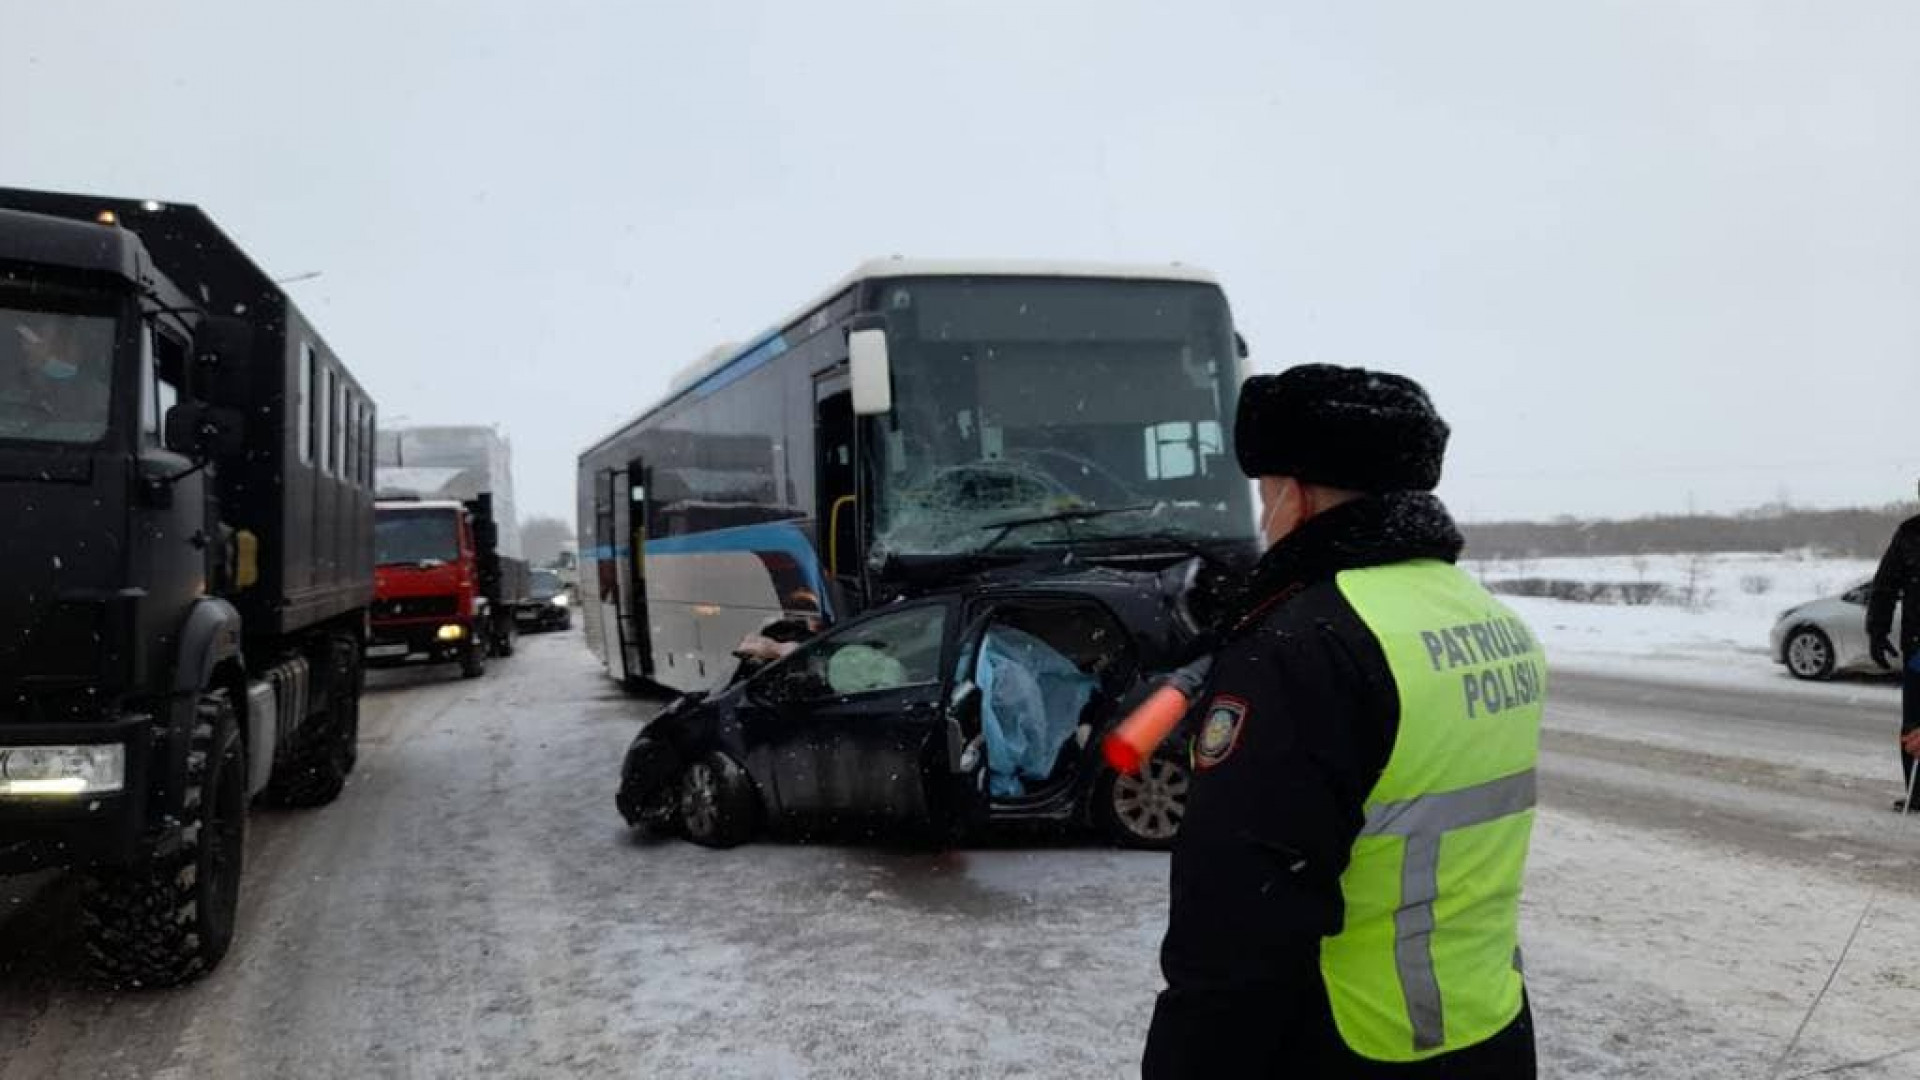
[0,290,117,446]
[869,278,1253,555]
[376,510,460,567]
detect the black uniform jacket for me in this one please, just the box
[1869,515,1920,656]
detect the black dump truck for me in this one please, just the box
[0,189,374,986]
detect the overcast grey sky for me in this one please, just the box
[8,1,1918,523]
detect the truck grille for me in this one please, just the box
[373,596,459,621]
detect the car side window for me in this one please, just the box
[792,604,949,698]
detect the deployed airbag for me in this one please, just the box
[977,625,1096,797]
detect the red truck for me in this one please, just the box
[366,494,525,677]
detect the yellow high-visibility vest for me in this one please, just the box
[1321,560,1544,1062]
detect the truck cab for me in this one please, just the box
[0,209,220,871]
[368,498,500,676]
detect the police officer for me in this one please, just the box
[1144,365,1541,1078]
[1867,484,1920,810]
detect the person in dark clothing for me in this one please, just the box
[1143,365,1541,1079]
[1867,491,1920,809]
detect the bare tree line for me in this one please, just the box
[1461,502,1919,561]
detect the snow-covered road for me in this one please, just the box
[1,634,1916,1078]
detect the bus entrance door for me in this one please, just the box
[594,467,626,677]
[620,463,653,680]
[815,372,858,618]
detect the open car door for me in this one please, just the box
[747,598,965,827]
[934,609,1000,836]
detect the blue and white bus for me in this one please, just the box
[577,260,1257,693]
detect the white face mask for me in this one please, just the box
[1259,482,1293,547]
[40,356,77,380]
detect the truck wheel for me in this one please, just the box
[331,639,361,776]
[679,752,759,849]
[265,642,357,807]
[460,634,488,679]
[80,692,247,988]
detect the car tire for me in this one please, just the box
[1095,749,1191,850]
[1785,626,1837,681]
[80,692,246,988]
[679,752,758,849]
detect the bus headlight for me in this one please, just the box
[0,744,125,796]
[437,624,467,642]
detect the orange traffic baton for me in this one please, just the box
[1102,657,1213,776]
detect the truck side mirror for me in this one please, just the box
[192,317,253,407]
[164,402,245,459]
[847,314,893,416]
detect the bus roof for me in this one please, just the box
[584,258,1221,460]
[847,257,1217,285]
[765,259,1220,372]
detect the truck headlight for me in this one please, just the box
[0,744,125,796]
[551,594,569,608]
[437,624,466,642]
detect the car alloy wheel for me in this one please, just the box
[681,760,721,840]
[1110,757,1190,842]
[1786,627,1835,680]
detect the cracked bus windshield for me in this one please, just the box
[871,278,1251,555]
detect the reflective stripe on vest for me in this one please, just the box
[1322,561,1544,1062]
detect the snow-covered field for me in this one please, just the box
[1464,552,1886,692]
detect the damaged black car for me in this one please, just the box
[616,560,1221,850]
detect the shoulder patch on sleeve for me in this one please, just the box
[1195,695,1248,769]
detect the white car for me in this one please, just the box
[1771,580,1900,681]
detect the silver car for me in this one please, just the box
[1771,580,1901,681]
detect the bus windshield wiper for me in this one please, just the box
[977,505,1154,553]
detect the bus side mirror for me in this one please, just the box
[193,317,253,407]
[848,315,893,416]
[1235,332,1250,360]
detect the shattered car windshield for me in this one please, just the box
[375,510,459,566]
[0,294,116,446]
[868,278,1254,555]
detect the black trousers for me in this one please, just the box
[1143,991,1536,1079]
[1309,997,1536,1079]
[1902,654,1920,795]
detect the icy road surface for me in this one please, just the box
[2,634,1918,1079]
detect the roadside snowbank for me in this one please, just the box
[1464,553,1893,695]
